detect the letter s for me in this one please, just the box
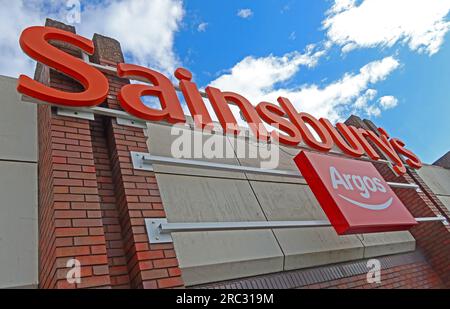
[390,138,422,170]
[17,26,109,107]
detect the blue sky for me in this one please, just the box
[1,0,450,163]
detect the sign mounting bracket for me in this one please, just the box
[145,216,448,244]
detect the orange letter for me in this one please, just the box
[205,86,269,141]
[377,128,422,170]
[348,126,381,161]
[390,138,422,170]
[117,63,185,123]
[175,68,213,130]
[17,26,109,107]
[364,130,406,175]
[278,97,333,151]
[256,102,302,146]
[320,119,364,157]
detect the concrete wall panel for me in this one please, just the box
[360,231,416,258]
[155,173,284,286]
[437,195,450,212]
[0,76,37,162]
[0,161,38,288]
[226,137,306,184]
[0,76,38,289]
[147,123,246,179]
[249,181,365,270]
[417,165,450,196]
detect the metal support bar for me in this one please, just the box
[57,107,95,121]
[132,152,420,190]
[145,216,449,244]
[416,215,448,225]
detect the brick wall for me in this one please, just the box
[303,262,443,289]
[199,251,444,289]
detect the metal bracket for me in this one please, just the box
[116,117,147,129]
[131,152,154,171]
[57,108,95,121]
[145,218,173,244]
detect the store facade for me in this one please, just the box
[0,19,449,289]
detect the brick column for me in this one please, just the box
[346,115,450,287]
[90,33,184,288]
[36,19,184,289]
[37,19,111,288]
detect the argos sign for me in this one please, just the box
[17,26,422,175]
[294,151,417,234]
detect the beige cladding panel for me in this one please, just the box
[417,165,450,196]
[359,232,416,258]
[156,174,268,221]
[147,122,246,179]
[0,161,38,288]
[437,195,450,213]
[0,76,37,162]
[248,181,365,270]
[226,136,306,184]
[155,173,284,286]
[0,76,38,288]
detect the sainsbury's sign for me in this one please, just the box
[17,26,422,175]
[295,151,417,234]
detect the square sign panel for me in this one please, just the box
[294,151,417,235]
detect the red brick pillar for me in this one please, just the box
[37,19,111,289]
[90,34,184,289]
[36,18,184,289]
[346,116,450,287]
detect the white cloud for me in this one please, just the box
[351,91,399,118]
[328,0,357,14]
[210,45,325,99]
[0,1,55,78]
[353,88,377,109]
[378,95,398,109]
[197,22,208,32]
[0,0,184,78]
[366,105,381,117]
[79,0,184,74]
[237,9,253,19]
[210,55,399,122]
[324,0,450,55]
